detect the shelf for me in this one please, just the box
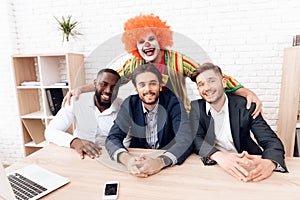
[24,140,49,147]
[17,86,41,89]
[43,86,69,89]
[21,111,45,119]
[17,86,69,89]
[46,115,54,120]
[21,119,45,144]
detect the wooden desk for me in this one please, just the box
[6,144,300,200]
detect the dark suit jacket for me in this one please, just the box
[105,91,193,164]
[190,93,287,172]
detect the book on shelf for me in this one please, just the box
[46,88,64,116]
[52,81,69,86]
[20,81,41,86]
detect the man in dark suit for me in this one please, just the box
[105,63,193,178]
[190,63,287,182]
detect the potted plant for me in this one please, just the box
[54,15,82,51]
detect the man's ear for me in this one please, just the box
[159,84,163,92]
[222,78,227,88]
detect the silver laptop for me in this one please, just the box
[0,163,70,200]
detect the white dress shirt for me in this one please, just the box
[45,92,124,147]
[206,95,237,153]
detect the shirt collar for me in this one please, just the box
[142,100,159,114]
[94,97,121,115]
[206,95,228,115]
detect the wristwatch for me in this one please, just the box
[159,155,172,169]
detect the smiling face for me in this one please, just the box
[196,69,226,109]
[135,71,162,110]
[94,72,120,111]
[137,33,161,62]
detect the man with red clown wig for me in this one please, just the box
[64,13,262,116]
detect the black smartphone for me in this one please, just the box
[103,181,119,200]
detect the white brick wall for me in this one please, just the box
[2,0,300,164]
[0,0,24,166]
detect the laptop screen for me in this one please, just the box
[0,163,15,200]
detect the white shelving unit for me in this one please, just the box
[12,53,85,155]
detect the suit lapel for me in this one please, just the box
[197,101,215,145]
[157,104,167,146]
[227,95,241,152]
[205,108,216,145]
[135,99,147,146]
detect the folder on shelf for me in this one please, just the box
[46,88,64,116]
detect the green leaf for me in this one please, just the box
[54,15,82,42]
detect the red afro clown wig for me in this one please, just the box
[122,13,173,59]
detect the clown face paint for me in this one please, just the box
[137,33,161,62]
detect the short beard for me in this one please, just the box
[95,91,111,108]
[141,96,159,106]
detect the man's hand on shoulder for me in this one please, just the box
[232,88,262,119]
[62,83,95,107]
[70,138,101,159]
[62,88,81,107]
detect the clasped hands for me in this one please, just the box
[210,151,276,182]
[124,154,164,178]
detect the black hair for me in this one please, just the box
[96,68,120,80]
[131,63,162,87]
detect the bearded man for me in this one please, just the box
[45,68,129,159]
[64,13,261,116]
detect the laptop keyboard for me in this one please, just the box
[8,173,47,200]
